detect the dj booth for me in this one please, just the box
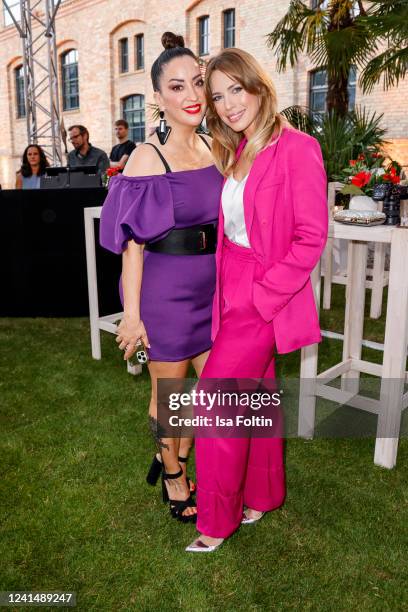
[0,186,122,317]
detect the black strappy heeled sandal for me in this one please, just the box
[146,454,196,493]
[177,455,196,494]
[146,454,162,486]
[161,468,197,524]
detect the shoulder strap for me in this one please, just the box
[199,134,211,151]
[144,142,172,173]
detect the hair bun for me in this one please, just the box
[161,31,185,50]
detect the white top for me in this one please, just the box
[222,173,250,248]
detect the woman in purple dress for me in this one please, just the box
[99,32,223,522]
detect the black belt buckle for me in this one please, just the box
[144,224,216,255]
[199,230,207,251]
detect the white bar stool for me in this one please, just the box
[84,205,142,376]
[300,222,408,469]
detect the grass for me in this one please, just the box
[1,284,407,611]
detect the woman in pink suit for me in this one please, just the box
[186,49,328,552]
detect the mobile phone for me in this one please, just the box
[134,340,149,365]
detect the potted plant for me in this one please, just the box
[338,154,402,210]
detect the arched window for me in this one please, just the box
[198,16,210,56]
[223,9,235,48]
[61,49,79,111]
[119,38,129,73]
[15,65,25,118]
[122,94,145,143]
[309,66,357,120]
[135,34,144,70]
[309,68,327,120]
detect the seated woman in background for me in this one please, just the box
[16,144,49,189]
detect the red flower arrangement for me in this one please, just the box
[106,167,120,178]
[339,153,402,197]
[351,171,372,189]
[102,166,120,187]
[382,166,400,185]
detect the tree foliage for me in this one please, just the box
[267,0,408,114]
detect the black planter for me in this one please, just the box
[372,184,408,226]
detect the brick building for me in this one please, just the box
[0,0,407,188]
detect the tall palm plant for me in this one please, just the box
[267,0,408,116]
[359,0,408,93]
[267,0,370,116]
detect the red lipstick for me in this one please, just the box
[183,104,202,115]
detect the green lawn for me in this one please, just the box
[1,285,407,611]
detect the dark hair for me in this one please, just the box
[115,119,129,129]
[151,31,196,91]
[20,144,49,177]
[68,124,89,140]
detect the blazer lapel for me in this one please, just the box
[243,148,272,239]
[220,135,277,242]
[216,136,248,250]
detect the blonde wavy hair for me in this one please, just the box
[204,48,286,176]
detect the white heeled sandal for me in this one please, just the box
[241,509,265,525]
[185,537,224,553]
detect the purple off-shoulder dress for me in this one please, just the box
[99,165,224,361]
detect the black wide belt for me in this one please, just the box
[144,223,217,255]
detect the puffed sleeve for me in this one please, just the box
[99,174,175,254]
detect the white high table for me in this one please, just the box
[299,221,408,469]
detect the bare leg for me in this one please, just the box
[178,350,212,466]
[147,359,196,517]
[191,349,211,377]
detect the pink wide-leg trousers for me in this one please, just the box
[195,236,286,539]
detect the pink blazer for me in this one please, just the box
[212,126,328,354]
